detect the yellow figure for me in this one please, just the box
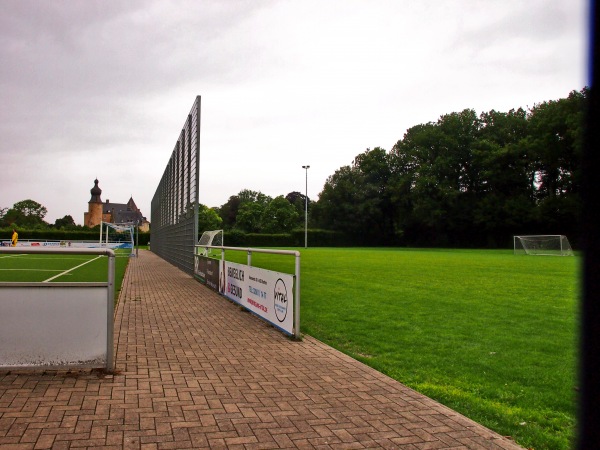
[11,229,18,247]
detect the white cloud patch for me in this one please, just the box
[0,0,587,223]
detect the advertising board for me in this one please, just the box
[194,255,220,291]
[221,261,294,335]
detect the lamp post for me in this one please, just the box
[302,165,310,248]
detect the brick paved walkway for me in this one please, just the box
[1,250,523,449]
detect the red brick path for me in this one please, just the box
[1,250,523,449]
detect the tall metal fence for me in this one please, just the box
[151,96,201,274]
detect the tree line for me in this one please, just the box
[198,190,308,235]
[0,199,78,230]
[3,88,586,248]
[204,88,586,248]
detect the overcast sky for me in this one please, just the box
[0,0,588,225]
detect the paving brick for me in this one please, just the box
[0,251,525,449]
[32,434,55,450]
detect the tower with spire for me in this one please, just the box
[84,179,104,227]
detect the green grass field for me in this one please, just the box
[3,247,578,448]
[220,247,579,450]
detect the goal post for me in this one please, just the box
[197,229,223,256]
[513,235,574,256]
[100,221,135,255]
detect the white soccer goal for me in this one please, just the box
[100,221,135,255]
[513,235,574,256]
[197,229,223,256]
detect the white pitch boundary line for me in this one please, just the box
[14,256,93,261]
[43,255,103,282]
[0,269,64,272]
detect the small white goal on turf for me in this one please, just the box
[100,221,135,256]
[197,229,223,256]
[513,235,574,256]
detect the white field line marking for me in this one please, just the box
[16,257,92,261]
[43,255,103,282]
[0,254,26,259]
[0,269,63,272]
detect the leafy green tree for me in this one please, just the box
[389,114,478,245]
[389,107,537,246]
[472,109,534,240]
[527,90,585,198]
[523,89,586,235]
[219,195,241,230]
[235,202,265,233]
[351,147,395,242]
[198,204,223,233]
[237,189,270,206]
[314,148,394,243]
[2,199,48,228]
[54,215,77,229]
[219,189,272,230]
[261,196,299,233]
[388,123,429,238]
[313,165,358,233]
[478,108,529,148]
[13,199,48,218]
[285,191,311,227]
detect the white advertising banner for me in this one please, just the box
[221,261,294,335]
[1,241,130,249]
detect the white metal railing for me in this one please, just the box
[0,247,115,371]
[195,245,301,339]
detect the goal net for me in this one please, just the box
[197,229,223,256]
[100,221,135,255]
[513,235,574,256]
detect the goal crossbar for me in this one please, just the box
[513,235,574,256]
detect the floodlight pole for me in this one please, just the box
[302,165,310,248]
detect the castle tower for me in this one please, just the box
[84,179,104,227]
[126,196,139,212]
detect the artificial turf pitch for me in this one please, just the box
[0,250,130,293]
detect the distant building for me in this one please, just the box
[84,179,150,232]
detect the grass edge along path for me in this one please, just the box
[224,247,579,450]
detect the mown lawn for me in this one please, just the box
[225,247,579,450]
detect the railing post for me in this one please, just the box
[295,252,301,340]
[107,251,115,372]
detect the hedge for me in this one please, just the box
[222,229,352,247]
[4,227,355,248]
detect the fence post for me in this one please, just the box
[107,251,115,372]
[295,252,301,340]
